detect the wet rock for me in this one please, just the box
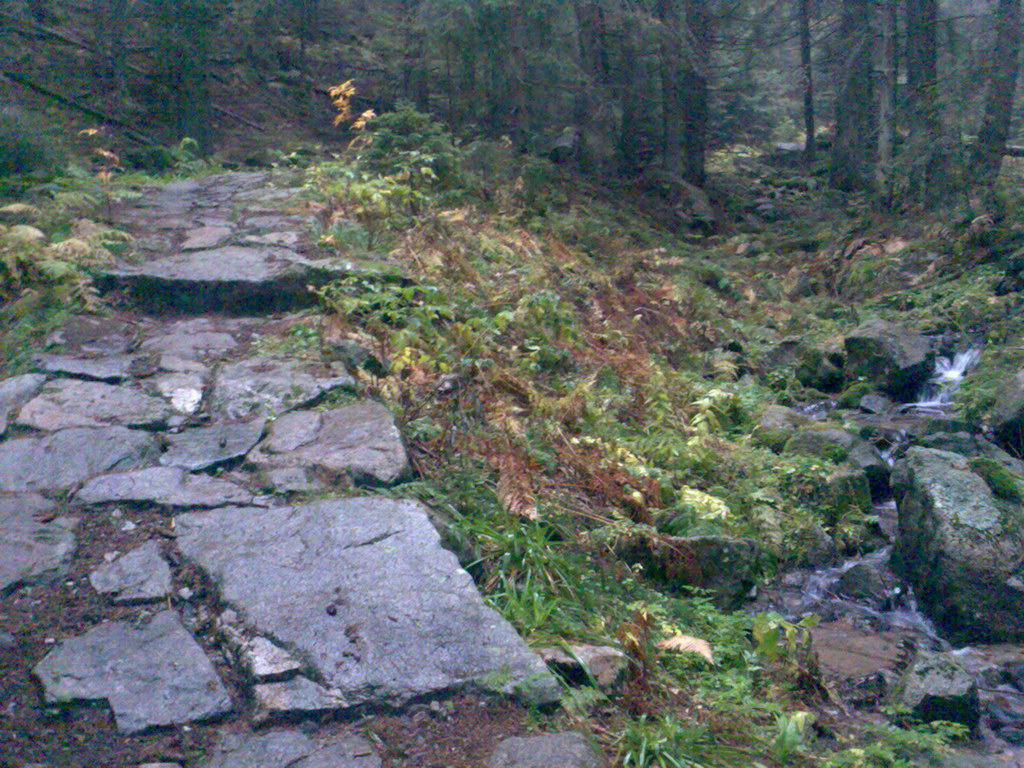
[0,493,77,594]
[0,427,159,492]
[844,319,935,400]
[836,561,894,605]
[77,466,253,508]
[176,498,559,709]
[247,403,409,485]
[822,467,873,523]
[100,246,342,314]
[785,427,890,498]
[199,730,380,768]
[0,372,46,435]
[45,316,135,356]
[537,645,628,693]
[990,369,1024,454]
[793,523,839,568]
[17,380,174,431]
[616,534,759,609]
[160,420,266,471]
[88,541,172,602]
[487,732,606,768]
[892,448,1024,642]
[33,610,232,733]
[210,357,354,421]
[891,650,980,730]
[753,405,813,452]
[859,394,894,414]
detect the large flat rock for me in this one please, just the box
[248,403,409,485]
[176,498,559,709]
[33,610,232,733]
[0,373,46,435]
[77,466,253,508]
[0,427,159,493]
[0,493,78,594]
[160,420,266,470]
[99,246,341,313]
[210,357,353,421]
[16,379,174,431]
[200,730,380,768]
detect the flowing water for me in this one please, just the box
[903,346,984,413]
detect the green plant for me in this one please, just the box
[969,457,1024,503]
[0,107,64,179]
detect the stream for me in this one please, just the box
[760,344,1024,758]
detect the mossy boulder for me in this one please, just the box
[989,369,1024,454]
[822,467,873,523]
[844,319,935,400]
[890,650,980,731]
[892,448,1024,642]
[753,405,813,452]
[784,427,890,498]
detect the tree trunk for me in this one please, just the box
[657,0,683,176]
[971,0,1022,185]
[831,0,876,191]
[875,0,897,201]
[682,0,709,186]
[799,0,815,163]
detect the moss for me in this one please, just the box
[838,381,875,408]
[969,457,1024,503]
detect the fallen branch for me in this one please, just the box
[2,70,158,145]
[211,103,264,132]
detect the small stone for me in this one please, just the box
[89,541,172,603]
[199,730,380,768]
[487,732,606,768]
[152,372,205,415]
[181,225,232,251]
[210,358,353,421]
[0,494,78,594]
[77,466,252,508]
[33,354,139,383]
[160,420,266,471]
[891,650,980,730]
[253,676,348,719]
[538,645,628,693]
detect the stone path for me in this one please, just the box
[0,173,575,767]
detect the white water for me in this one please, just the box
[904,347,983,413]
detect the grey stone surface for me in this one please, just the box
[487,732,606,768]
[160,420,266,471]
[784,426,890,498]
[891,650,981,730]
[33,354,140,382]
[248,402,408,485]
[17,380,174,431]
[0,427,159,492]
[991,369,1024,453]
[253,676,348,718]
[0,493,77,594]
[33,610,232,733]
[140,325,237,360]
[151,372,205,415]
[262,467,326,493]
[753,404,812,452]
[844,319,935,399]
[537,645,628,693]
[181,225,231,251]
[77,466,253,508]
[0,373,47,434]
[176,498,559,708]
[88,541,172,602]
[211,358,353,420]
[892,447,1024,642]
[200,730,380,768]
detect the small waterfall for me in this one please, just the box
[904,347,983,413]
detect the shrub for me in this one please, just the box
[0,107,64,177]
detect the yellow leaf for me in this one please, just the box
[657,634,715,663]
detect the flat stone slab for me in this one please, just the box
[211,357,353,421]
[0,373,46,435]
[89,541,172,602]
[253,676,348,719]
[77,466,253,508]
[151,372,205,414]
[33,354,141,382]
[488,733,606,768]
[140,322,238,360]
[160,420,266,471]
[0,427,159,493]
[17,380,174,431]
[100,246,341,314]
[176,498,559,709]
[200,730,380,768]
[248,402,408,485]
[33,610,232,733]
[181,225,232,251]
[0,493,78,594]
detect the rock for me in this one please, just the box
[0,493,77,594]
[181,225,232,251]
[100,246,343,314]
[537,645,627,693]
[199,730,380,768]
[77,466,253,508]
[46,315,135,356]
[0,427,159,492]
[892,447,1024,642]
[796,347,844,392]
[0,373,47,434]
[261,466,326,493]
[175,498,559,708]
[16,380,174,431]
[253,676,348,720]
[33,610,232,733]
[836,561,895,605]
[210,358,354,421]
[990,369,1024,454]
[32,354,141,382]
[784,427,890,498]
[891,650,981,730]
[487,732,606,768]
[793,523,839,568]
[822,467,873,523]
[88,541,172,602]
[140,324,238,360]
[0,630,15,647]
[616,535,759,608]
[844,319,935,400]
[859,394,894,414]
[247,403,409,485]
[753,405,813,452]
[160,420,266,471]
[151,372,205,415]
